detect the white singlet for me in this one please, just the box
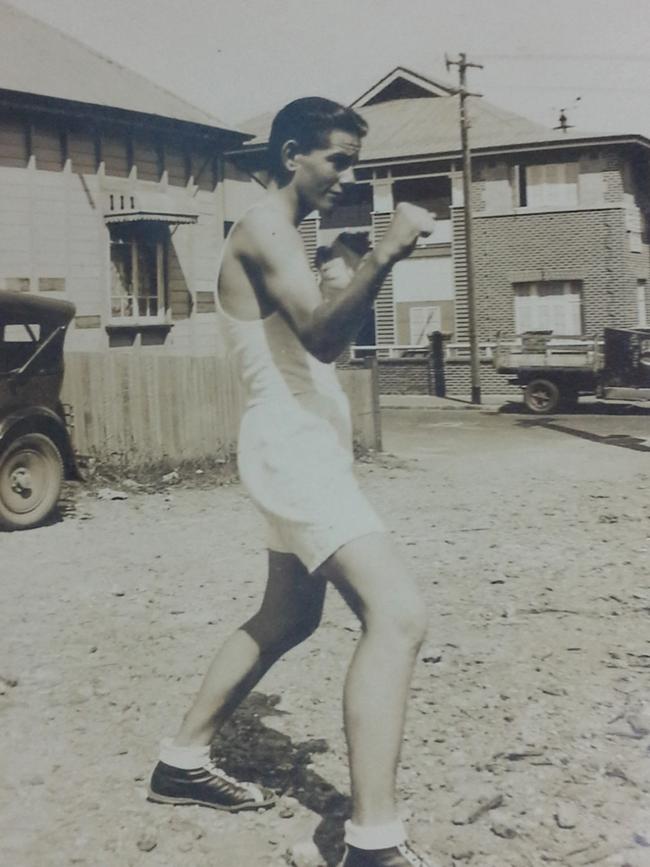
[216,228,385,574]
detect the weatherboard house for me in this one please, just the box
[0,2,250,353]
[230,67,650,393]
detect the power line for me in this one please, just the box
[474,53,650,62]
[487,84,650,92]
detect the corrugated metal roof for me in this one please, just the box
[358,95,575,159]
[0,1,244,135]
[241,94,593,159]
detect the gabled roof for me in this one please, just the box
[237,65,644,161]
[351,66,457,107]
[0,1,245,136]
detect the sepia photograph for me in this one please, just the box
[1,1,650,865]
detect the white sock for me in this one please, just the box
[344,819,406,850]
[158,737,211,770]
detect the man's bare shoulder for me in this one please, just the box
[233,205,304,265]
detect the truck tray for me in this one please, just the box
[493,336,603,374]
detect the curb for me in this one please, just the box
[379,395,518,412]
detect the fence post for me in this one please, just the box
[364,356,383,452]
[429,331,446,397]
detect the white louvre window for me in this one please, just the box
[514,281,583,336]
[409,306,441,344]
[521,163,579,208]
[110,225,167,321]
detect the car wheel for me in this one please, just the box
[0,433,64,530]
[523,378,561,414]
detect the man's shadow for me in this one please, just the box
[214,691,350,866]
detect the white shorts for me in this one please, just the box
[237,400,385,574]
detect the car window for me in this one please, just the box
[2,324,41,342]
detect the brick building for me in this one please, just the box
[0,2,249,354]
[233,67,650,393]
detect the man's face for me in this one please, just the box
[293,129,361,213]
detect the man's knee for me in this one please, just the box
[367,588,428,649]
[246,608,321,655]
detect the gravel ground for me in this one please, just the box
[2,410,650,867]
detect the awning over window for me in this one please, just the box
[103,190,198,226]
[104,211,198,225]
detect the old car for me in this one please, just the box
[0,292,80,529]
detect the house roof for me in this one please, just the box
[351,66,457,106]
[237,66,649,162]
[356,93,578,161]
[0,1,245,137]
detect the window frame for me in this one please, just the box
[513,279,584,336]
[516,161,580,211]
[109,225,169,325]
[408,305,441,345]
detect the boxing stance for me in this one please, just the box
[149,97,437,867]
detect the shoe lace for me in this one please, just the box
[205,758,264,802]
[396,842,431,867]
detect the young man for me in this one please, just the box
[149,97,437,867]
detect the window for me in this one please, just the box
[518,162,578,209]
[393,256,453,303]
[393,257,453,344]
[110,224,168,321]
[320,183,373,229]
[0,323,40,374]
[393,176,451,219]
[514,280,583,335]
[409,306,441,344]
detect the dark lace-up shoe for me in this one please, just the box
[147,759,276,812]
[339,842,436,867]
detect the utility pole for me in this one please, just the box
[446,52,483,404]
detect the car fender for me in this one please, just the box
[0,406,82,480]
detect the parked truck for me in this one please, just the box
[493,327,650,414]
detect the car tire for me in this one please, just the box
[523,378,561,414]
[0,433,64,530]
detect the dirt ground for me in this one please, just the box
[2,408,650,867]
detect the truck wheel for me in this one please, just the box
[523,378,561,414]
[0,433,64,530]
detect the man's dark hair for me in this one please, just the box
[267,97,368,181]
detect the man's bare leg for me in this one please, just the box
[320,534,428,829]
[173,551,326,745]
[148,552,326,809]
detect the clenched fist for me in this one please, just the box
[376,203,436,266]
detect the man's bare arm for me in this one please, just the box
[244,204,434,363]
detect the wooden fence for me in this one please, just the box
[61,353,381,467]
